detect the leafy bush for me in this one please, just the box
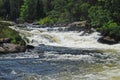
[102,21,120,40]
[88,6,111,27]
[38,17,54,25]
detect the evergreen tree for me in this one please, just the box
[0,0,10,20]
[10,0,22,20]
[20,0,45,22]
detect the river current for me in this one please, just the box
[0,24,120,80]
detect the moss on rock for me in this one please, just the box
[0,21,26,46]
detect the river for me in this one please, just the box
[0,24,120,80]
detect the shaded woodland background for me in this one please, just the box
[0,0,120,40]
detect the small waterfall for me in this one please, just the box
[9,24,120,52]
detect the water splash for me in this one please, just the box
[6,24,120,80]
[9,25,120,52]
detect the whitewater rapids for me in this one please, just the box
[0,24,118,80]
[9,24,120,52]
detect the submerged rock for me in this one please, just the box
[26,45,34,49]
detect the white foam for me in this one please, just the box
[0,52,40,59]
[82,68,120,80]
[9,26,120,52]
[43,52,93,61]
[11,70,17,74]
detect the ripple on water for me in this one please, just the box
[3,25,120,80]
[0,52,119,80]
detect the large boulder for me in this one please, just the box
[0,43,26,53]
[66,21,94,34]
[67,21,88,27]
[0,21,26,53]
[98,36,118,45]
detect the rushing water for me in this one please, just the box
[0,24,120,80]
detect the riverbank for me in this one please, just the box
[0,22,120,80]
[0,20,119,54]
[0,21,26,53]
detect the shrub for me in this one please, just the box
[38,17,54,25]
[102,21,120,40]
[88,6,111,27]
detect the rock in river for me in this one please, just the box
[98,36,119,45]
[0,43,26,53]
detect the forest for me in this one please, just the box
[0,0,120,41]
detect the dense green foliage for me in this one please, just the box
[20,0,45,22]
[0,22,25,45]
[102,21,120,40]
[0,0,23,20]
[88,6,111,27]
[0,0,120,40]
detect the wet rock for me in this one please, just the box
[0,38,12,43]
[36,44,101,55]
[66,21,92,33]
[26,45,34,49]
[32,22,40,25]
[98,36,118,45]
[0,43,26,53]
[16,24,27,28]
[53,23,68,27]
[67,21,88,27]
[16,18,25,24]
[0,21,16,26]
